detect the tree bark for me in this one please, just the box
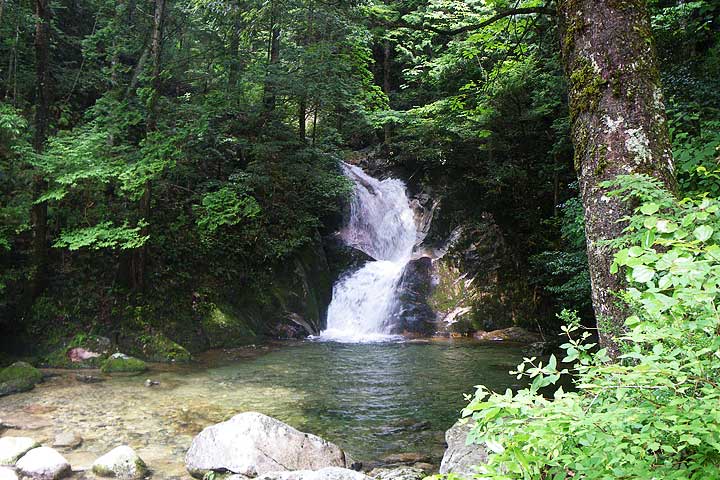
[557,0,675,358]
[131,0,166,291]
[262,13,281,115]
[30,0,52,299]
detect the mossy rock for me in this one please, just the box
[134,332,192,363]
[0,362,43,396]
[201,304,258,348]
[43,334,112,369]
[100,355,147,375]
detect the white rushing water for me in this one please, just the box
[320,163,417,342]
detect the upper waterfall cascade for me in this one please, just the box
[320,163,418,342]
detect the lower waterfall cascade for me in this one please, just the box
[320,163,418,342]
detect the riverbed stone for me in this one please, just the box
[100,354,147,375]
[0,362,43,396]
[52,432,82,450]
[15,447,71,480]
[439,420,488,477]
[368,467,426,480]
[473,327,542,344]
[0,437,40,465]
[0,467,18,480]
[257,467,372,480]
[185,412,354,478]
[92,445,147,479]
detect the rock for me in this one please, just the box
[390,257,436,336]
[15,447,71,480]
[0,362,43,396]
[185,412,354,478]
[368,467,426,480]
[131,332,192,363]
[0,437,40,465]
[473,327,542,344]
[44,335,111,369]
[92,445,148,479]
[52,433,82,450]
[257,468,371,480]
[378,453,431,467]
[100,355,147,375]
[439,421,488,477]
[75,374,104,384]
[0,467,18,480]
[0,415,52,431]
[144,379,159,387]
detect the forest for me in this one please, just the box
[1,0,720,479]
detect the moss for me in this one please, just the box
[100,355,147,374]
[135,332,192,363]
[0,361,43,396]
[569,62,606,119]
[201,303,258,348]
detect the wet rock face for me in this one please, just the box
[185,412,354,479]
[15,447,71,480]
[391,257,436,335]
[439,421,488,477]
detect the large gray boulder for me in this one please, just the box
[439,421,488,477]
[257,468,371,480]
[185,412,355,478]
[92,446,147,479]
[0,437,39,465]
[15,447,71,480]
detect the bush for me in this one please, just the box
[458,175,720,479]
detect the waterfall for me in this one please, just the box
[320,163,417,342]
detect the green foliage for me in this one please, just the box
[195,187,261,236]
[459,175,720,478]
[53,221,149,251]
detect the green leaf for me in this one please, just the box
[693,225,713,242]
[640,202,659,215]
[632,265,656,283]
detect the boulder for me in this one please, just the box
[473,327,542,344]
[439,421,487,477]
[185,412,354,478]
[0,362,43,396]
[378,453,431,467]
[44,335,111,369]
[15,447,71,480]
[390,257,436,335]
[368,467,426,480]
[257,468,371,480]
[0,467,18,480]
[0,437,40,465]
[100,354,147,375]
[52,433,82,450]
[92,446,147,479]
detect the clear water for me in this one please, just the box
[0,340,524,478]
[322,164,418,342]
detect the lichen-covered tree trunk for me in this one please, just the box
[557,0,675,358]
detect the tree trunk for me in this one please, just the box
[298,97,306,141]
[131,0,166,291]
[30,0,52,299]
[263,14,281,115]
[557,0,675,358]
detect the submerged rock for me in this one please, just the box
[0,362,43,396]
[92,446,147,479]
[100,354,147,374]
[52,432,82,450]
[368,467,426,480]
[439,421,488,477]
[473,327,542,344]
[0,437,40,465]
[15,447,71,480]
[185,412,354,478]
[257,468,371,480]
[0,467,18,480]
[378,453,431,467]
